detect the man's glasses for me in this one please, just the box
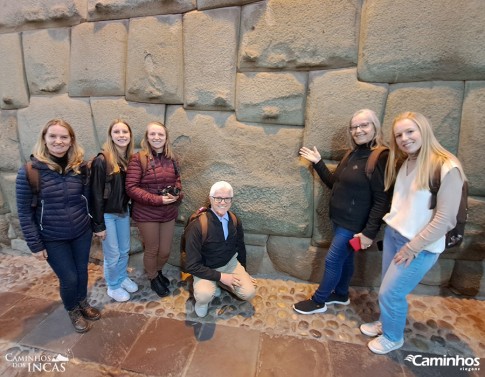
[211,197,233,203]
[349,122,372,132]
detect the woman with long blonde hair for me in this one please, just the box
[16,119,100,333]
[91,119,138,302]
[360,112,466,354]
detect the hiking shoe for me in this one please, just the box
[326,293,350,305]
[293,299,327,314]
[151,278,170,297]
[68,308,90,333]
[78,299,101,321]
[360,321,382,337]
[121,277,139,293]
[194,302,209,317]
[157,271,170,287]
[108,287,130,302]
[368,335,404,354]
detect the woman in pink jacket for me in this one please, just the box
[126,121,182,297]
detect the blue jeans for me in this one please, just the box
[379,226,439,341]
[313,224,355,304]
[102,211,131,289]
[45,228,93,311]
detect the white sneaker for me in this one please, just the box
[194,302,209,317]
[121,277,138,293]
[368,335,404,354]
[360,321,382,337]
[107,287,130,302]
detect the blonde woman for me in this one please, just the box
[126,121,182,297]
[91,119,138,302]
[360,112,466,354]
[16,119,99,333]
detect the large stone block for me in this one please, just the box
[459,82,485,196]
[183,8,240,110]
[165,106,312,237]
[0,0,86,34]
[239,0,360,70]
[0,173,18,215]
[69,21,128,97]
[87,0,195,21]
[126,15,183,104]
[89,97,165,153]
[267,236,313,280]
[303,68,388,160]
[352,249,382,288]
[22,28,70,95]
[0,110,22,171]
[382,82,464,155]
[358,0,485,82]
[198,0,259,11]
[0,33,29,110]
[420,258,455,286]
[235,72,307,125]
[450,259,485,297]
[311,162,334,246]
[17,95,99,160]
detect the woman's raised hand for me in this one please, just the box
[299,146,322,164]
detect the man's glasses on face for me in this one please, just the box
[211,196,233,203]
[349,122,372,132]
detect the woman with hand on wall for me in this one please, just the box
[126,121,182,298]
[360,112,465,354]
[91,119,138,302]
[16,119,100,333]
[293,109,390,315]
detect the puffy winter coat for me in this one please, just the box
[15,157,92,253]
[125,151,182,222]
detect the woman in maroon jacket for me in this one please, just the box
[126,121,182,297]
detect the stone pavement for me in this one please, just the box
[0,246,483,377]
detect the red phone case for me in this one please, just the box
[349,237,361,252]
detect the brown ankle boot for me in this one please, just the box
[68,307,90,333]
[79,299,101,321]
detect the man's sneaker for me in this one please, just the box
[368,335,404,354]
[107,287,130,302]
[194,302,209,317]
[326,293,350,305]
[360,321,382,337]
[121,277,139,293]
[293,299,327,314]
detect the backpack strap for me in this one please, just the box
[25,162,40,208]
[429,165,441,210]
[365,146,388,180]
[199,210,237,244]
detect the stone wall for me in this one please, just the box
[0,0,484,297]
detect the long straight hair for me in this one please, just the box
[102,119,134,174]
[140,121,175,160]
[32,119,84,174]
[384,112,466,191]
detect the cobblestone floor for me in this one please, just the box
[0,247,484,376]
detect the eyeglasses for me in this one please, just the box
[349,122,372,132]
[211,197,233,203]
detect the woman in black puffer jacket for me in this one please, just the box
[16,119,99,333]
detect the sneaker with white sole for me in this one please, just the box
[293,299,327,314]
[107,287,130,302]
[121,277,138,293]
[326,293,350,305]
[360,321,382,337]
[368,335,404,354]
[194,301,209,317]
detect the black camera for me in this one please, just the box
[159,186,180,196]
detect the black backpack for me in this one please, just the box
[179,207,237,272]
[429,164,468,249]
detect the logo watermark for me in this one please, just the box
[5,351,70,373]
[404,354,480,372]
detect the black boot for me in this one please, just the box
[151,278,170,297]
[68,307,90,333]
[157,271,170,287]
[79,299,101,321]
